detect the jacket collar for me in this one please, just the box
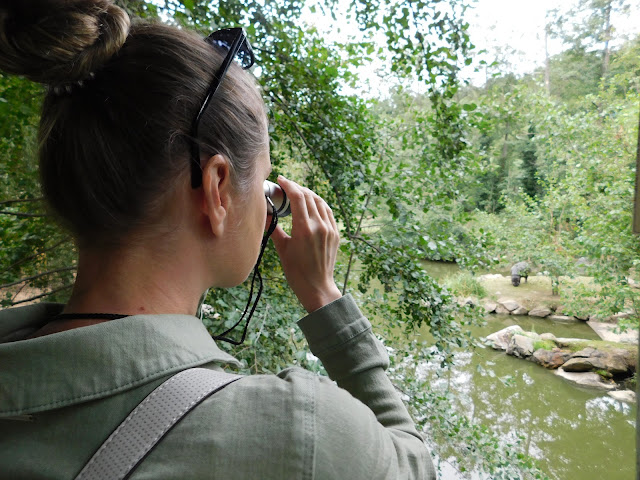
[0,303,240,416]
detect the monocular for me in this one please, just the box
[263,180,291,217]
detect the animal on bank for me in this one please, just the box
[511,262,530,287]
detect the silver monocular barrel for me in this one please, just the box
[263,180,291,217]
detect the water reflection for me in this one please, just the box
[417,315,636,480]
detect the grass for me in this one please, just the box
[445,271,487,298]
[533,339,556,351]
[478,273,596,309]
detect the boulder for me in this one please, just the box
[540,333,557,342]
[562,357,606,372]
[495,304,511,314]
[608,390,636,403]
[512,306,529,316]
[529,306,552,318]
[548,314,578,323]
[486,325,524,351]
[588,321,638,344]
[571,347,598,358]
[507,334,535,358]
[554,368,616,391]
[531,348,571,369]
[484,301,498,314]
[498,299,521,312]
[563,348,630,374]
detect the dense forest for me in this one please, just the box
[1,0,639,478]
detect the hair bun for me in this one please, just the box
[0,0,130,85]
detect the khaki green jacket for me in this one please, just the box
[0,295,435,479]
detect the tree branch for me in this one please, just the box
[0,210,48,218]
[9,283,73,306]
[270,92,353,235]
[0,238,71,276]
[0,197,43,206]
[0,266,76,289]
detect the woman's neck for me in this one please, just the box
[65,242,207,318]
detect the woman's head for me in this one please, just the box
[0,0,268,249]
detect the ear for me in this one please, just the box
[200,154,232,237]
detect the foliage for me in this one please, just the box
[3,0,639,478]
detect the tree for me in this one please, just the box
[0,1,553,477]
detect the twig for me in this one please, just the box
[0,267,76,289]
[346,234,382,254]
[9,283,73,306]
[0,198,43,206]
[0,210,48,218]
[0,238,71,276]
[270,92,353,235]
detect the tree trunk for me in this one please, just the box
[544,26,551,94]
[602,1,612,77]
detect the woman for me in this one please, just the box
[0,1,435,478]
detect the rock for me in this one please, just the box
[540,333,557,342]
[512,306,529,315]
[507,334,535,358]
[574,314,590,321]
[563,349,631,374]
[562,357,606,372]
[495,304,510,314]
[529,306,552,318]
[548,314,578,322]
[608,390,636,403]
[571,347,597,358]
[486,325,524,350]
[498,299,521,312]
[555,338,590,348]
[587,321,639,345]
[554,368,616,391]
[484,301,498,313]
[531,348,571,369]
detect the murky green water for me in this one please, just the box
[415,262,636,479]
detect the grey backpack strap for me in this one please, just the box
[75,368,242,480]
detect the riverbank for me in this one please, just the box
[486,325,637,400]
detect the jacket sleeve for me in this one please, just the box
[298,294,436,480]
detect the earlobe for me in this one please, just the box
[200,154,231,237]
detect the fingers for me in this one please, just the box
[271,176,341,311]
[278,176,309,223]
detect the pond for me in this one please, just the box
[414,262,636,479]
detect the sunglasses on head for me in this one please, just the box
[190,27,255,189]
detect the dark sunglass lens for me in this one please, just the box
[206,29,254,70]
[236,48,254,68]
